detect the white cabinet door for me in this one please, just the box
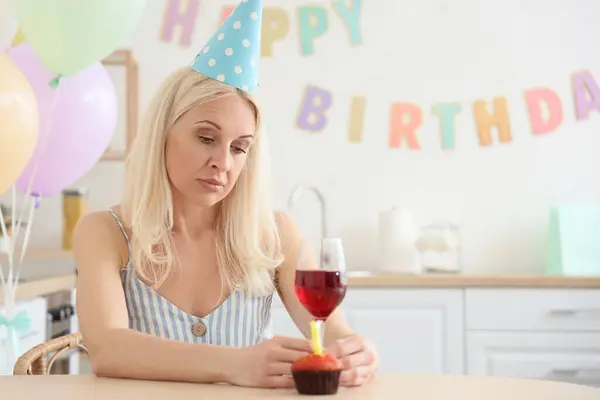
[466,288,600,332]
[343,289,464,375]
[270,293,305,339]
[467,331,600,387]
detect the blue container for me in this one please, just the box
[546,204,600,277]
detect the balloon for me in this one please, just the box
[0,53,38,195]
[12,0,147,76]
[8,43,117,197]
[0,0,18,51]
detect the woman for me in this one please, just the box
[73,0,378,389]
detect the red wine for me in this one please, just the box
[294,270,347,320]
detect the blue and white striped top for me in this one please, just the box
[108,209,274,347]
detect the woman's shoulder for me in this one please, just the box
[274,211,298,236]
[273,211,302,253]
[74,207,124,237]
[72,206,130,272]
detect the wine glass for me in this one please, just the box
[294,237,348,353]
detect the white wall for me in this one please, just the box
[4,0,600,274]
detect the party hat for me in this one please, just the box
[192,0,262,93]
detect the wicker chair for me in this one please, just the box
[13,332,88,375]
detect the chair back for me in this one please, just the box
[13,333,88,375]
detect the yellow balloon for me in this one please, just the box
[0,53,38,195]
[12,28,26,46]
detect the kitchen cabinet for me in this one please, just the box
[465,288,600,388]
[270,286,600,388]
[466,331,600,387]
[343,289,464,374]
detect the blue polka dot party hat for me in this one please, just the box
[192,0,262,93]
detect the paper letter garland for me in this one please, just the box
[261,7,290,57]
[298,6,328,56]
[572,70,600,120]
[348,96,366,143]
[294,72,600,150]
[160,0,200,47]
[524,88,563,135]
[332,0,363,46]
[432,103,461,150]
[473,97,512,146]
[389,103,422,150]
[161,1,363,57]
[297,85,332,132]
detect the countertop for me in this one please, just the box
[1,249,600,304]
[346,271,600,288]
[2,374,599,399]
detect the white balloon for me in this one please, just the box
[0,0,18,52]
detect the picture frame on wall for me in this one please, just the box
[100,49,139,161]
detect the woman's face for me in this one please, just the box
[165,94,256,207]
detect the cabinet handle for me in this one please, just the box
[549,308,600,315]
[551,368,579,375]
[551,367,600,375]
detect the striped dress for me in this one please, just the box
[108,209,274,347]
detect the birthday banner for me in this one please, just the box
[295,71,600,150]
[158,1,599,150]
[159,0,362,54]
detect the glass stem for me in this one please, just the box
[314,319,325,351]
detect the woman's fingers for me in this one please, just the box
[328,334,365,359]
[339,346,376,369]
[340,365,372,387]
[266,361,293,376]
[278,348,310,363]
[272,335,313,352]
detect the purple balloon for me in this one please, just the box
[7,43,117,197]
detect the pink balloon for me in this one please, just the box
[7,43,117,197]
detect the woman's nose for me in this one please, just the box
[209,147,231,171]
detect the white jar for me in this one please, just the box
[378,207,422,274]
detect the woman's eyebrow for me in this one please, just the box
[194,120,221,130]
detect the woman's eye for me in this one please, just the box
[198,136,213,144]
[232,146,247,154]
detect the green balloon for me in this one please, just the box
[12,0,147,76]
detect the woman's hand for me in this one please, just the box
[229,335,313,388]
[327,334,379,387]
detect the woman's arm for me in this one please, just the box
[274,212,355,346]
[72,212,238,383]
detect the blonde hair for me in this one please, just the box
[121,67,282,297]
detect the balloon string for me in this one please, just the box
[0,206,9,292]
[5,79,63,304]
[11,195,37,301]
[5,187,16,292]
[0,206,13,310]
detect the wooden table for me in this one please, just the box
[1,374,599,399]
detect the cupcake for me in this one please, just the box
[291,352,343,395]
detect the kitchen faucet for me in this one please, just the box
[287,184,328,238]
